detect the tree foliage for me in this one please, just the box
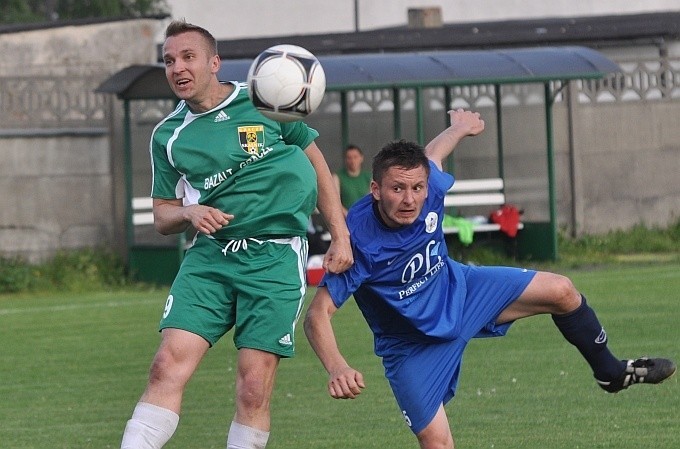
[0,0,169,25]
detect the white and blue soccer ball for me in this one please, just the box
[247,44,326,122]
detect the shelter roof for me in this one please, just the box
[96,45,620,100]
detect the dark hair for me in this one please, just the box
[344,144,363,155]
[372,140,430,184]
[164,19,218,56]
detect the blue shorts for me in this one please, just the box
[381,264,536,434]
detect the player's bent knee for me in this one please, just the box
[416,431,454,449]
[236,384,271,412]
[148,350,173,381]
[416,407,454,449]
[236,371,274,411]
[147,348,194,387]
[550,274,580,312]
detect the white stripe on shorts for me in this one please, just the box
[271,236,308,330]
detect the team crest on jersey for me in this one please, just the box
[238,125,265,155]
[425,212,438,233]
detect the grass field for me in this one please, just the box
[0,263,678,448]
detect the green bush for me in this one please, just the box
[0,219,678,294]
[0,248,128,294]
[555,219,680,267]
[451,219,680,268]
[41,248,127,291]
[0,256,37,293]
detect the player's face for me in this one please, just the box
[162,31,220,106]
[371,165,428,228]
[344,149,364,173]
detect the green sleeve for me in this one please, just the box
[280,120,320,150]
[150,135,182,199]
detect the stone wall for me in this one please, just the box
[0,19,162,262]
[1,18,679,263]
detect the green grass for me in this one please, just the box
[0,264,678,448]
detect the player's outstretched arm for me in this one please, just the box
[304,286,365,399]
[425,109,485,170]
[304,142,353,273]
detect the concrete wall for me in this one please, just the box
[0,20,158,76]
[0,136,113,260]
[1,17,679,264]
[569,101,680,234]
[0,19,162,262]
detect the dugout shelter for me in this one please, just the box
[97,45,620,283]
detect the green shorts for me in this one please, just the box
[160,234,309,357]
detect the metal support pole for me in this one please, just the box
[341,91,349,148]
[444,86,455,174]
[544,83,558,261]
[392,88,401,139]
[123,100,134,251]
[494,84,505,182]
[415,87,424,145]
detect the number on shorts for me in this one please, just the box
[402,410,412,427]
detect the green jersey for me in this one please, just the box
[150,82,319,240]
[337,168,372,209]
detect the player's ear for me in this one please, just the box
[210,54,221,74]
[370,180,380,201]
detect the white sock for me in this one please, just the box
[120,402,179,449]
[226,421,270,449]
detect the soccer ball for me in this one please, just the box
[247,44,326,122]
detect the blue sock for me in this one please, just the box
[551,295,626,381]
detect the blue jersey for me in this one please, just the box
[321,161,468,350]
[321,160,537,434]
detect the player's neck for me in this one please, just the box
[187,82,234,113]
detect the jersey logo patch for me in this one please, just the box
[425,212,438,233]
[238,125,265,155]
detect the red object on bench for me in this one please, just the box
[306,254,326,286]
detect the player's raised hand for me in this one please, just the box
[425,108,485,169]
[328,365,365,399]
[448,108,485,137]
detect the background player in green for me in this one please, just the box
[120,20,353,449]
[333,144,372,214]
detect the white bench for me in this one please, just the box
[127,196,188,284]
[442,178,523,235]
[131,196,189,249]
[131,196,155,226]
[134,182,521,239]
